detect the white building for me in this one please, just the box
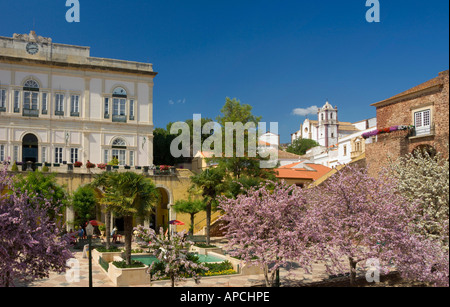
[0,31,157,167]
[291,101,374,147]
[291,100,377,167]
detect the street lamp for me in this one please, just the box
[86,223,94,288]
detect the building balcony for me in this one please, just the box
[112,115,127,123]
[23,108,39,117]
[55,110,64,116]
[350,150,363,159]
[410,126,435,139]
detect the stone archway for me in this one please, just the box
[412,144,437,158]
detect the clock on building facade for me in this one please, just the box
[26,42,39,55]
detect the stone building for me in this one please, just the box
[0,31,157,167]
[366,70,449,177]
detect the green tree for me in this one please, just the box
[12,170,68,219]
[153,127,178,166]
[286,138,320,156]
[190,167,228,245]
[72,185,97,228]
[173,199,207,235]
[216,97,262,126]
[211,97,276,181]
[102,172,160,265]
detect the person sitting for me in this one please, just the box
[111,227,118,243]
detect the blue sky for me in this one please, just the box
[1,0,448,143]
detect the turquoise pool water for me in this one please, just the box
[132,254,225,266]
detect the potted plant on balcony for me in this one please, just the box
[86,160,96,169]
[124,165,131,170]
[97,163,107,170]
[74,161,83,168]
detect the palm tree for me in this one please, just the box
[190,168,227,245]
[89,172,115,250]
[172,199,207,235]
[102,172,159,265]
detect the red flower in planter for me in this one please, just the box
[86,160,96,168]
[97,163,107,170]
[74,161,83,167]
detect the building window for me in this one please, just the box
[70,148,79,164]
[55,147,63,163]
[104,149,109,164]
[111,138,127,165]
[113,98,126,116]
[14,91,20,113]
[344,145,347,156]
[414,109,431,136]
[129,151,134,166]
[0,89,6,111]
[22,79,40,117]
[112,87,127,122]
[112,138,126,147]
[42,93,48,114]
[129,99,135,120]
[23,91,39,110]
[13,146,19,163]
[104,98,110,118]
[55,94,64,115]
[70,95,80,116]
[0,145,4,161]
[41,147,47,163]
[112,149,126,166]
[23,80,39,90]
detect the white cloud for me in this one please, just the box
[292,105,318,116]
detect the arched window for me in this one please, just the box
[112,87,127,120]
[23,79,39,111]
[111,138,127,165]
[113,87,127,98]
[23,79,39,90]
[112,138,127,148]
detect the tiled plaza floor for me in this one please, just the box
[17,249,115,287]
[17,250,330,288]
[17,238,336,288]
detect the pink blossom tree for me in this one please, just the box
[306,165,448,286]
[143,227,208,287]
[0,164,73,287]
[219,181,313,287]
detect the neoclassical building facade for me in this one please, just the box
[0,31,157,167]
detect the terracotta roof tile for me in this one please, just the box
[275,162,332,180]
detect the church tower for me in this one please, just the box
[317,100,338,147]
